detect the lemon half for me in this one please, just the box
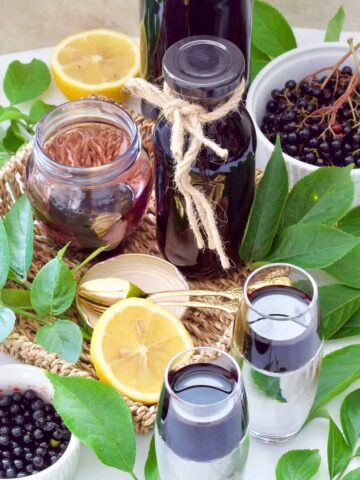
[51,29,140,101]
[91,298,193,404]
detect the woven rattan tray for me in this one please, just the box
[0,105,257,433]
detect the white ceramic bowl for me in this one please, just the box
[0,364,80,480]
[247,42,360,204]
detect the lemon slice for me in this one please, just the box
[51,29,140,101]
[91,297,193,404]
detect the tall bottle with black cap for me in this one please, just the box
[154,36,256,279]
[140,0,253,119]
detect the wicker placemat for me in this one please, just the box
[0,105,257,433]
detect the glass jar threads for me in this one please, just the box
[153,36,256,278]
[26,99,153,251]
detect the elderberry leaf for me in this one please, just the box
[31,256,76,316]
[281,165,354,229]
[266,224,359,270]
[325,7,346,42]
[343,468,360,480]
[340,389,360,449]
[319,284,360,339]
[0,219,9,289]
[310,345,360,420]
[325,245,360,288]
[2,123,26,153]
[1,289,31,309]
[240,137,288,262]
[145,436,159,480]
[338,206,360,237]
[0,306,15,342]
[3,194,33,278]
[252,0,297,58]
[47,373,136,473]
[4,59,51,105]
[275,449,321,480]
[327,418,350,479]
[250,44,271,82]
[29,100,55,123]
[36,320,82,364]
[333,309,360,339]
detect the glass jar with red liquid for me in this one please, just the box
[26,100,153,251]
[140,0,253,118]
[154,36,256,278]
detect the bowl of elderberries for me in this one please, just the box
[247,42,360,202]
[0,365,80,479]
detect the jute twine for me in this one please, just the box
[0,99,285,433]
[126,77,246,270]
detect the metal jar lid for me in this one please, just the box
[163,35,245,99]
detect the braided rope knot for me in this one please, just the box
[125,77,246,269]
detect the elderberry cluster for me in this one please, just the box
[0,391,70,478]
[261,66,360,167]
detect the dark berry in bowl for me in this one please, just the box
[0,391,71,478]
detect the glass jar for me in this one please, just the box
[26,100,153,251]
[154,36,256,279]
[140,0,253,118]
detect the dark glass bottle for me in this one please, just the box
[140,0,253,118]
[154,36,256,279]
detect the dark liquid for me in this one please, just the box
[234,285,322,372]
[154,106,256,278]
[157,363,248,461]
[141,0,253,117]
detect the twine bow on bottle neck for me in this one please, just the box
[125,77,246,270]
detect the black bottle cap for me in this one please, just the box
[163,35,245,99]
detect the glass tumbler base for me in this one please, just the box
[250,429,299,444]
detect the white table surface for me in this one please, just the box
[1,28,360,480]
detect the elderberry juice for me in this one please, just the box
[156,363,249,479]
[232,284,323,442]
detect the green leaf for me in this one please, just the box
[343,468,360,480]
[31,257,77,316]
[1,289,31,309]
[145,436,158,480]
[340,389,360,449]
[29,100,55,123]
[333,309,360,339]
[266,224,359,269]
[275,449,321,480]
[251,368,287,403]
[354,448,360,458]
[0,107,31,123]
[71,245,107,276]
[3,59,51,105]
[47,373,136,473]
[325,7,346,42]
[325,245,360,288]
[338,206,360,237]
[240,137,288,262]
[310,345,360,419]
[319,284,360,339]
[2,124,26,153]
[252,0,297,58]
[36,320,82,364]
[327,417,350,478]
[0,306,16,342]
[4,195,33,278]
[0,219,9,289]
[250,44,271,82]
[281,166,354,229]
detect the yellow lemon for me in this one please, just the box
[51,29,140,101]
[91,297,193,404]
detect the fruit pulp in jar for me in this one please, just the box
[26,121,153,251]
[156,363,249,479]
[154,106,256,278]
[232,284,323,441]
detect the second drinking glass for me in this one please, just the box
[155,347,249,480]
[232,263,323,443]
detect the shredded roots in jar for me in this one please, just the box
[44,122,131,167]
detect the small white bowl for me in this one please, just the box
[247,42,360,204]
[0,364,81,480]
